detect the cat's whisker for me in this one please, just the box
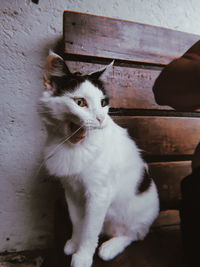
[34,125,84,178]
[46,125,84,160]
[88,125,91,133]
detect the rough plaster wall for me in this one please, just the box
[1,0,200,253]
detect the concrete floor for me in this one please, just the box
[0,252,44,267]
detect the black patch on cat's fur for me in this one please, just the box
[137,169,152,194]
[87,75,106,95]
[51,73,86,96]
[51,73,107,97]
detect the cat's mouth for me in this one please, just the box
[69,122,86,144]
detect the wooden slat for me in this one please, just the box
[67,61,200,113]
[66,61,168,110]
[64,10,200,65]
[114,116,200,156]
[150,161,191,210]
[153,210,180,228]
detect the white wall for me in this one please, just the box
[1,0,200,252]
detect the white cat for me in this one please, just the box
[39,51,159,267]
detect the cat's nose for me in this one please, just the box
[96,116,104,124]
[96,117,102,123]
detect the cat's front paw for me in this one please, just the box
[64,239,77,255]
[71,252,93,267]
[98,240,117,261]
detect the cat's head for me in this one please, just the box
[39,51,113,143]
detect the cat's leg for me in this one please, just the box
[98,225,149,261]
[98,236,133,261]
[71,189,111,267]
[64,194,82,255]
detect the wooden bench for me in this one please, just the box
[43,11,200,267]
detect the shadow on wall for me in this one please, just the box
[27,36,67,251]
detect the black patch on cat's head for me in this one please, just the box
[45,52,112,97]
[137,169,152,194]
[87,75,106,95]
[51,72,107,97]
[51,73,86,96]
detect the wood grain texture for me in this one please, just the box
[66,61,200,114]
[153,210,180,228]
[150,161,191,209]
[114,116,200,156]
[63,10,200,65]
[66,61,167,110]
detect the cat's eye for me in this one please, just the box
[73,98,88,107]
[101,98,109,107]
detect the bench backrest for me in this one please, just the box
[63,10,200,227]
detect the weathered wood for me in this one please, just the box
[114,116,200,156]
[150,161,191,210]
[64,10,200,65]
[66,61,200,114]
[153,210,180,228]
[66,61,167,110]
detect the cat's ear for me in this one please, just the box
[88,60,114,80]
[45,50,71,77]
[43,51,71,93]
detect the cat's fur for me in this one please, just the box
[39,51,159,267]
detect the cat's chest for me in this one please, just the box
[45,141,101,177]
